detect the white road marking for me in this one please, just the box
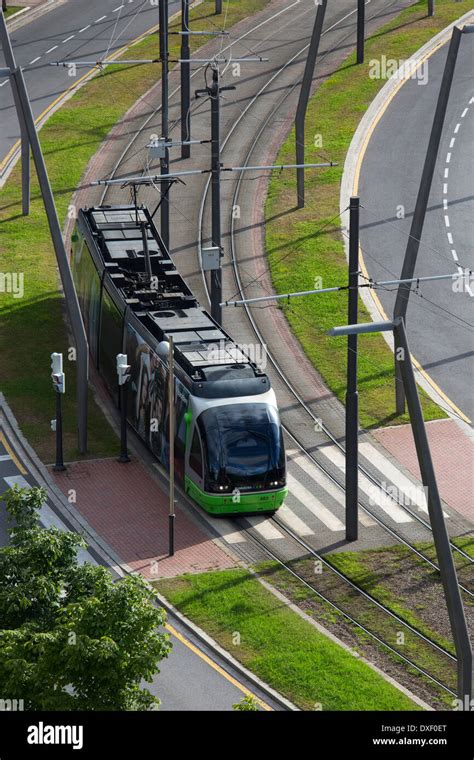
[454,123,460,134]
[447,232,453,245]
[444,215,450,228]
[0,454,11,462]
[3,475,96,563]
[359,443,428,514]
[113,4,124,10]
[446,152,451,163]
[29,56,41,64]
[443,198,448,210]
[457,266,474,297]
[62,35,75,43]
[79,25,91,33]
[443,183,448,194]
[461,107,468,118]
[247,517,285,541]
[451,249,458,262]
[95,15,107,23]
[278,504,314,536]
[217,520,246,544]
[45,45,58,54]
[449,138,455,149]
[288,450,374,527]
[0,81,7,88]
[318,445,413,523]
[286,473,345,531]
[444,167,449,179]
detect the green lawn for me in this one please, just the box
[4,6,22,19]
[265,0,473,429]
[156,568,420,711]
[0,0,270,463]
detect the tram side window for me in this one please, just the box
[189,428,203,478]
[71,236,101,364]
[99,287,123,401]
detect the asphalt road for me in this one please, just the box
[358,33,474,421]
[0,0,183,167]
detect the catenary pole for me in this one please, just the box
[393,26,462,414]
[394,317,472,707]
[210,66,222,323]
[295,0,327,208]
[357,0,365,64]
[159,0,170,249]
[345,197,360,541]
[168,336,175,556]
[11,66,89,453]
[180,0,191,158]
[0,11,30,215]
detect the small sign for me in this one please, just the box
[201,247,220,271]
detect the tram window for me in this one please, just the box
[189,428,203,478]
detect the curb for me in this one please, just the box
[340,9,474,433]
[6,0,66,31]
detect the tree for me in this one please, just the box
[233,694,259,711]
[0,486,171,710]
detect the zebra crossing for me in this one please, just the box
[215,441,455,549]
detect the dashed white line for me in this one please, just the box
[45,45,58,54]
[443,198,448,210]
[452,249,458,262]
[0,81,7,88]
[112,5,124,11]
[62,35,75,43]
[444,215,450,228]
[444,167,449,179]
[95,15,107,23]
[449,137,455,149]
[446,152,451,163]
[461,107,469,118]
[454,123,460,134]
[447,232,453,245]
[79,24,91,33]
[443,183,448,194]
[29,56,41,64]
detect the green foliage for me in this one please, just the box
[233,694,259,711]
[0,487,171,710]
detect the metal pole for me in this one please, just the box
[393,27,462,414]
[0,11,30,215]
[210,66,222,324]
[394,317,472,706]
[119,383,130,463]
[54,391,66,472]
[357,0,365,64]
[215,0,222,14]
[11,67,89,453]
[168,336,175,556]
[295,0,327,208]
[159,0,170,250]
[428,0,434,17]
[181,0,191,159]
[345,197,359,541]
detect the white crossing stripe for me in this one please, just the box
[247,516,285,540]
[3,475,96,564]
[318,446,413,523]
[359,442,438,515]
[0,454,11,462]
[217,519,246,544]
[287,450,375,527]
[286,473,345,531]
[277,503,314,536]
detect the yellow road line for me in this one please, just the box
[0,430,27,475]
[353,18,474,426]
[165,622,273,711]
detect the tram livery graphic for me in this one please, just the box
[71,205,287,514]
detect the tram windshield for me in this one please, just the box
[197,403,285,491]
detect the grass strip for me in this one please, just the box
[0,0,269,462]
[265,0,472,429]
[156,568,420,710]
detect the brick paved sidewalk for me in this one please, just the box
[51,458,236,578]
[373,419,474,523]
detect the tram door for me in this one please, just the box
[174,379,189,482]
[185,417,205,493]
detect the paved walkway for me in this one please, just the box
[51,458,236,578]
[373,419,474,524]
